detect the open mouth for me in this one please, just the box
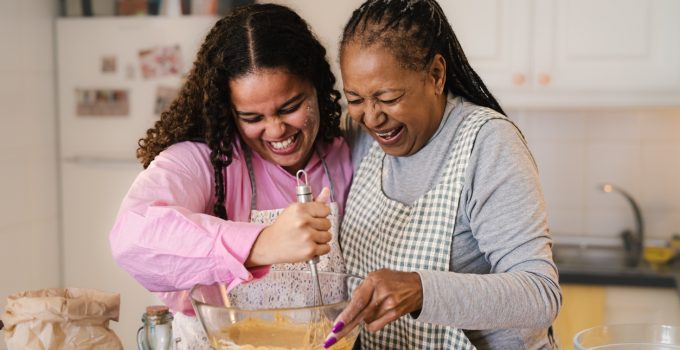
[374,125,404,144]
[267,133,299,154]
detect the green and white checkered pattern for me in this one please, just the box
[341,108,506,349]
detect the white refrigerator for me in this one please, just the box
[56,16,217,349]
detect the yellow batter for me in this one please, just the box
[209,314,355,350]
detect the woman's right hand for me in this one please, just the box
[246,187,332,267]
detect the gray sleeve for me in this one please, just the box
[415,119,562,330]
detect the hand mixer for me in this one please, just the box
[295,169,325,307]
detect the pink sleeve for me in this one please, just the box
[109,143,265,293]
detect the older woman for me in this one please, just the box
[325,0,561,349]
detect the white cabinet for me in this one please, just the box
[441,0,533,92]
[441,0,680,108]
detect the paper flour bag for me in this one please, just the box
[1,287,122,349]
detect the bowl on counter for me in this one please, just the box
[574,324,680,349]
[190,270,359,350]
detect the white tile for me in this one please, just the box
[638,108,680,143]
[584,207,637,238]
[639,142,680,206]
[520,111,587,142]
[585,142,642,210]
[643,209,680,241]
[532,141,586,209]
[586,111,642,142]
[546,208,585,236]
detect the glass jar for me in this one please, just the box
[137,305,174,350]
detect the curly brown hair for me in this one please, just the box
[137,4,343,219]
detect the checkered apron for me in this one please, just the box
[341,108,507,349]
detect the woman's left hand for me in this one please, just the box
[323,269,423,348]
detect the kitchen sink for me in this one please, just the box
[552,238,679,288]
[553,243,631,271]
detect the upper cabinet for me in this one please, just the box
[441,0,680,108]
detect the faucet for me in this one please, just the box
[601,183,644,267]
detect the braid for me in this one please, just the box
[341,0,505,115]
[137,3,343,219]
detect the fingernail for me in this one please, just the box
[323,336,337,349]
[332,321,345,333]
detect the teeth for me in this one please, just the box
[270,135,295,149]
[376,128,399,138]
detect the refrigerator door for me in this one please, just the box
[61,159,149,349]
[57,16,217,160]
[56,16,217,349]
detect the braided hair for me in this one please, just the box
[340,0,505,115]
[137,4,342,219]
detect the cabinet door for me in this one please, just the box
[553,284,606,350]
[554,284,680,350]
[533,0,680,99]
[439,0,532,92]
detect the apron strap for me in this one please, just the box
[243,146,258,211]
[244,143,338,211]
[319,148,337,203]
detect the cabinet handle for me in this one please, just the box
[512,73,526,86]
[538,73,551,86]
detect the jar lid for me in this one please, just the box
[145,305,169,316]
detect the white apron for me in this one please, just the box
[172,148,344,349]
[340,108,506,349]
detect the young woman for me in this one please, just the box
[325,0,561,349]
[109,4,352,348]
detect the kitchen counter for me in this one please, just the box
[553,242,679,289]
[557,259,678,288]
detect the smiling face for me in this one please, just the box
[340,42,447,157]
[230,68,320,174]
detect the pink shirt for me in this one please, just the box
[109,137,352,297]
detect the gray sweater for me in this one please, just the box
[345,96,561,349]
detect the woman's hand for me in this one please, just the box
[323,269,423,348]
[246,188,332,267]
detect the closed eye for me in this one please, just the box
[278,101,303,115]
[347,98,363,105]
[239,115,263,124]
[379,94,403,105]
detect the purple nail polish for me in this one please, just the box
[323,336,337,349]
[332,321,345,333]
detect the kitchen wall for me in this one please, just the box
[512,108,680,243]
[0,1,59,348]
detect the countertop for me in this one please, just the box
[553,242,679,289]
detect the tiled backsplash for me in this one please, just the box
[510,108,680,241]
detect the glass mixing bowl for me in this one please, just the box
[574,324,680,349]
[190,270,359,350]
